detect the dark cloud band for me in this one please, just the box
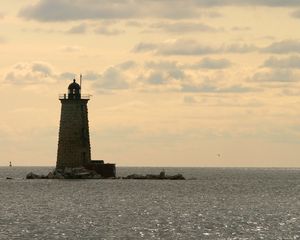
[19,0,300,22]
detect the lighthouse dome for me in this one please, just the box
[68,79,81,90]
[68,79,81,99]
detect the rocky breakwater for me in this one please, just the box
[26,169,186,180]
[123,171,185,180]
[26,167,107,179]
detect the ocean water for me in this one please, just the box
[0,167,299,240]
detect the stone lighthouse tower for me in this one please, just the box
[56,77,116,178]
[56,78,91,169]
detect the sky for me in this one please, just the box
[1,0,300,167]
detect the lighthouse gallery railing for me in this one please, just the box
[59,94,91,100]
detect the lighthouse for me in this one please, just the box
[56,78,91,169]
[56,77,115,178]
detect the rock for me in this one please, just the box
[64,167,72,174]
[92,174,103,179]
[146,174,158,179]
[55,174,64,179]
[47,172,54,179]
[55,168,63,174]
[26,166,116,180]
[59,167,94,179]
[124,172,185,180]
[25,168,186,180]
[26,171,60,179]
[73,171,91,178]
[53,170,64,179]
[159,170,166,179]
[168,174,185,180]
[124,174,147,179]
[26,172,41,179]
[72,167,87,172]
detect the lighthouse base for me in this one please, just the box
[54,160,116,179]
[26,160,116,179]
[84,160,116,178]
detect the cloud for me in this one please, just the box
[145,58,231,70]
[192,57,232,69]
[263,55,300,68]
[156,39,221,56]
[4,62,56,85]
[251,69,300,82]
[142,61,186,85]
[93,67,129,90]
[225,43,258,53]
[83,71,101,81]
[4,62,97,86]
[146,71,167,85]
[59,71,101,81]
[19,0,137,21]
[59,72,75,80]
[280,88,300,96]
[231,26,252,31]
[59,61,136,91]
[141,60,245,94]
[66,22,125,35]
[60,45,81,52]
[19,0,300,22]
[136,39,300,56]
[126,21,144,27]
[181,83,256,93]
[291,9,300,18]
[67,23,87,34]
[262,40,300,54]
[191,0,300,7]
[143,68,185,86]
[31,62,53,75]
[117,61,137,70]
[150,22,222,33]
[19,0,201,21]
[133,42,158,53]
[94,26,124,35]
[183,96,198,104]
[145,60,181,70]
[143,61,185,86]
[133,39,258,56]
[0,35,6,43]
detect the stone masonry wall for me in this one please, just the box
[56,99,91,169]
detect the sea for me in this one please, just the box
[0,167,299,240]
